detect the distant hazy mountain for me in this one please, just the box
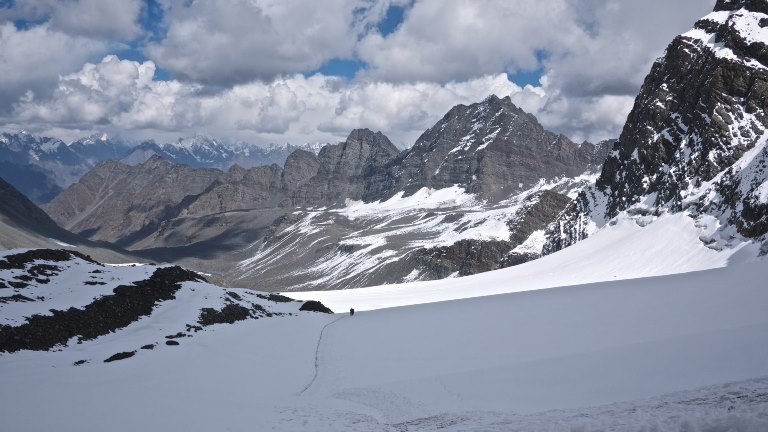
[119,136,327,170]
[0,130,327,204]
[0,131,94,204]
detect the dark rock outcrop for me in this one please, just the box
[0,249,97,271]
[412,239,515,279]
[198,303,259,326]
[714,0,768,14]
[411,190,572,279]
[299,300,333,314]
[0,265,204,353]
[104,351,136,362]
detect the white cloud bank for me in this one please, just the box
[0,0,716,146]
[9,56,535,146]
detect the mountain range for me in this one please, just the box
[0,131,326,204]
[39,95,613,290]
[0,0,765,295]
[2,2,768,430]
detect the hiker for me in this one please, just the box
[349,308,355,316]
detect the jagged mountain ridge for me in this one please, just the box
[118,136,323,170]
[544,0,768,255]
[0,132,95,203]
[43,96,613,289]
[366,95,610,202]
[43,156,225,247]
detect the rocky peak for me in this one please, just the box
[282,149,320,191]
[544,3,768,254]
[226,164,248,180]
[290,129,400,207]
[693,4,768,68]
[142,154,174,170]
[316,128,400,178]
[371,95,604,202]
[714,0,768,13]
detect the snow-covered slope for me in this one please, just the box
[0,249,328,354]
[235,173,596,291]
[290,208,763,311]
[1,246,766,431]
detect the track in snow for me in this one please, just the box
[298,315,347,395]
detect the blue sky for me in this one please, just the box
[0,0,713,146]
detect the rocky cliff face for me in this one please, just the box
[544,1,768,254]
[180,164,286,217]
[290,129,400,207]
[281,150,321,191]
[370,95,607,202]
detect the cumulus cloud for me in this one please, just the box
[0,0,144,113]
[358,1,580,83]
[145,0,395,86]
[0,23,108,113]
[0,0,143,40]
[9,56,537,146]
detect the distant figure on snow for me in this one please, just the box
[349,308,355,316]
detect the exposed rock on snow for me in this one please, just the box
[299,300,333,314]
[0,248,326,356]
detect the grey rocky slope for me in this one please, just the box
[544,0,768,255]
[43,156,224,247]
[43,109,612,290]
[233,184,589,291]
[0,176,138,263]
